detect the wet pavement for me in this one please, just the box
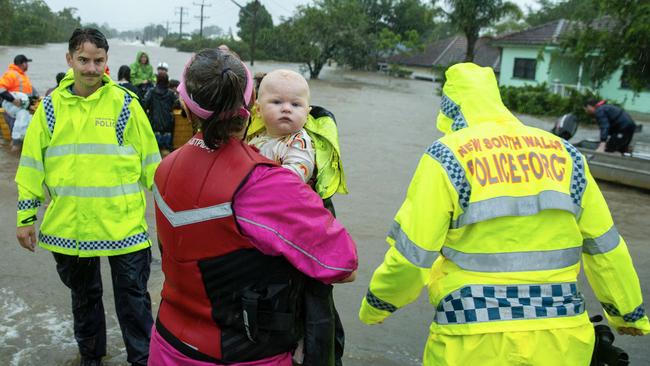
[0,51,649,365]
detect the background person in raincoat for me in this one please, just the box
[358,63,648,366]
[130,51,156,98]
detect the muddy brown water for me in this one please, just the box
[1,42,648,365]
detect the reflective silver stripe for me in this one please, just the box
[142,152,161,168]
[153,185,232,227]
[10,70,23,92]
[583,226,620,255]
[50,183,142,197]
[441,246,581,272]
[388,221,438,268]
[453,191,581,228]
[19,156,44,171]
[45,143,137,158]
[236,215,355,272]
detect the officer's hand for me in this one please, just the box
[16,226,37,252]
[12,98,22,107]
[617,327,644,336]
[336,270,357,283]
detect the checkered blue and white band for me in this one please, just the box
[601,302,646,323]
[39,231,149,252]
[434,282,584,325]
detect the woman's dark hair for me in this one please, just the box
[55,72,66,85]
[169,79,180,88]
[184,48,250,149]
[117,65,131,82]
[584,98,599,107]
[68,28,109,53]
[157,72,169,87]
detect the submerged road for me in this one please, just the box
[0,69,648,365]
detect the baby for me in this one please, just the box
[248,69,315,183]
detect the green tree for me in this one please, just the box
[279,0,371,78]
[445,0,522,61]
[237,1,273,45]
[0,0,15,44]
[526,0,597,26]
[387,0,438,40]
[562,0,650,93]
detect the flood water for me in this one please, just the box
[0,42,648,366]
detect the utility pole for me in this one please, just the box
[166,20,170,37]
[229,0,258,66]
[174,7,189,39]
[194,1,211,39]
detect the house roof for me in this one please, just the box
[494,17,616,46]
[495,19,571,45]
[387,35,501,72]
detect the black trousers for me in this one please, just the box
[53,248,153,365]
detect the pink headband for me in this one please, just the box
[178,52,254,121]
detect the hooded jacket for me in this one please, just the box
[130,51,156,86]
[359,63,649,336]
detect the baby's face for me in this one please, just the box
[257,77,310,138]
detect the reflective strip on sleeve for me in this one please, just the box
[441,246,581,272]
[583,226,620,255]
[563,141,587,208]
[388,221,438,268]
[602,303,646,322]
[19,156,44,171]
[42,96,56,134]
[434,283,584,325]
[45,143,137,158]
[116,93,133,145]
[426,141,471,210]
[17,199,41,210]
[441,93,468,131]
[49,183,142,197]
[142,152,161,168]
[153,184,232,227]
[366,289,398,313]
[453,191,581,228]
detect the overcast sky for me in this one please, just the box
[43,0,539,34]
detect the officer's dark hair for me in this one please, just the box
[117,65,131,82]
[584,98,599,107]
[68,28,109,53]
[184,48,249,149]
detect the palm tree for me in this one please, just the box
[445,0,523,61]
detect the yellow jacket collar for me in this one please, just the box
[437,63,519,135]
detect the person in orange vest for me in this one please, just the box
[0,54,35,105]
[0,55,37,150]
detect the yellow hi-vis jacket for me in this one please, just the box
[247,106,348,199]
[359,63,649,335]
[15,71,161,257]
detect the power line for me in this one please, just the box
[194,1,212,38]
[174,7,189,39]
